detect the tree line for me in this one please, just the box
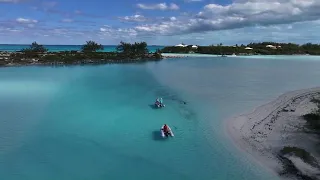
[161,42,320,55]
[6,41,162,65]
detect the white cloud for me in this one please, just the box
[99,26,138,40]
[184,0,202,2]
[8,28,21,32]
[0,0,24,3]
[100,28,108,32]
[61,19,73,23]
[119,14,147,22]
[42,1,57,8]
[170,17,177,21]
[137,3,179,10]
[170,3,179,10]
[133,0,320,36]
[27,24,35,28]
[16,18,38,23]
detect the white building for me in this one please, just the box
[266,45,277,49]
[245,47,253,50]
[191,45,198,49]
[175,44,187,47]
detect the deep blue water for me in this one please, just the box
[0,44,163,52]
[1,56,320,180]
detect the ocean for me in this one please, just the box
[1,55,320,180]
[0,44,163,52]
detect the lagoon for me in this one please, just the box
[1,55,320,180]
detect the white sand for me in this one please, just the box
[162,53,219,57]
[227,87,320,177]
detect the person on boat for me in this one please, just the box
[160,98,163,105]
[162,124,170,135]
[155,98,160,106]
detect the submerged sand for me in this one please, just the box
[227,87,320,179]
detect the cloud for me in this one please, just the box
[133,0,320,36]
[16,18,38,23]
[118,14,147,22]
[2,0,320,45]
[61,19,73,23]
[137,3,179,10]
[0,0,25,3]
[184,0,202,2]
[170,17,177,21]
[100,27,108,32]
[99,26,138,40]
[42,1,57,8]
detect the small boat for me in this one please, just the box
[155,102,165,108]
[155,97,165,108]
[161,125,174,138]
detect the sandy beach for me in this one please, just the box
[228,87,320,179]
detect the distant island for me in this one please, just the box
[161,42,320,56]
[0,41,162,67]
[2,41,320,67]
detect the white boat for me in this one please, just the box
[155,98,165,108]
[155,103,165,108]
[161,125,174,138]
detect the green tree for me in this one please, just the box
[81,41,104,52]
[22,41,48,53]
[116,41,132,55]
[153,49,162,59]
[116,41,149,58]
[133,42,148,56]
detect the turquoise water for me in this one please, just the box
[1,56,320,180]
[0,44,163,52]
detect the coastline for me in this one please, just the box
[162,53,320,58]
[227,87,320,179]
[0,58,163,68]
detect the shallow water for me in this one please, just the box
[1,56,320,180]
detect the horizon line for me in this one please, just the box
[0,44,167,46]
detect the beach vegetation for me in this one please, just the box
[21,41,48,53]
[311,98,320,105]
[161,42,320,55]
[153,49,162,59]
[280,146,318,166]
[279,146,319,180]
[0,41,162,66]
[81,41,104,52]
[116,41,149,58]
[303,113,320,131]
[303,98,320,131]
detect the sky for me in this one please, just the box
[0,0,320,45]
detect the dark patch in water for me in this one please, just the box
[155,89,187,106]
[179,106,197,120]
[152,130,166,141]
[148,104,158,110]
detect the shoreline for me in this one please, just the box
[0,58,162,68]
[226,87,320,179]
[162,53,320,58]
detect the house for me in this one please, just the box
[266,45,277,49]
[175,43,187,47]
[191,45,198,49]
[245,47,253,50]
